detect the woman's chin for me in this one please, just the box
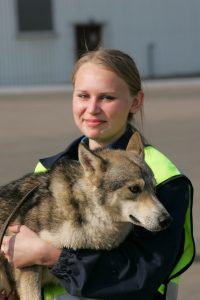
[82,127,104,139]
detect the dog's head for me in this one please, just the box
[78,132,172,232]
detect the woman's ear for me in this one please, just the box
[130,90,144,113]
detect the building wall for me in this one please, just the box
[0,0,200,86]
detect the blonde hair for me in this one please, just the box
[72,48,144,130]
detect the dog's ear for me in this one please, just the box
[126,131,144,157]
[78,143,105,175]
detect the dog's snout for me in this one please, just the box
[158,213,173,229]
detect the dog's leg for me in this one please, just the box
[0,253,13,295]
[0,264,12,295]
[15,266,42,300]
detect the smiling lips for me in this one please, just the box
[84,119,106,127]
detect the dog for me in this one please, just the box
[0,132,172,299]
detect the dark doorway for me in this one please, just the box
[75,24,102,58]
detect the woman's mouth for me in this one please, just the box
[84,119,106,127]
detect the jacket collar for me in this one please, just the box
[40,126,133,169]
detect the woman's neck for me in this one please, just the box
[88,127,129,150]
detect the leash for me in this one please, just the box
[0,184,40,248]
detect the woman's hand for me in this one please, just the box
[0,290,16,300]
[1,225,61,268]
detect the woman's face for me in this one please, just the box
[73,62,143,149]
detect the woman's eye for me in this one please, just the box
[78,94,88,99]
[101,95,115,101]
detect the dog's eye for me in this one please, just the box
[129,185,142,194]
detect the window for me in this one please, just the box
[16,0,53,32]
[75,24,102,58]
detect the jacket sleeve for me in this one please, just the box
[50,177,190,300]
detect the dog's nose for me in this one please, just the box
[158,213,173,229]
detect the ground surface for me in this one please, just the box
[0,78,199,299]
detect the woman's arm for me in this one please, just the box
[50,177,189,299]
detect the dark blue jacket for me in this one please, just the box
[39,129,193,300]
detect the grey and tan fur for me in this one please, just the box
[0,132,171,300]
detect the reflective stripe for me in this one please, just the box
[158,284,165,295]
[44,291,90,300]
[43,285,66,300]
[144,146,180,185]
[168,185,195,280]
[34,161,48,173]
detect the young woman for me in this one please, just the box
[0,49,195,300]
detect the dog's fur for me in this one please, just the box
[0,132,171,299]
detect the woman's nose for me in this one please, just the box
[87,99,101,114]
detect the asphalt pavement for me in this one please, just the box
[0,78,200,299]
